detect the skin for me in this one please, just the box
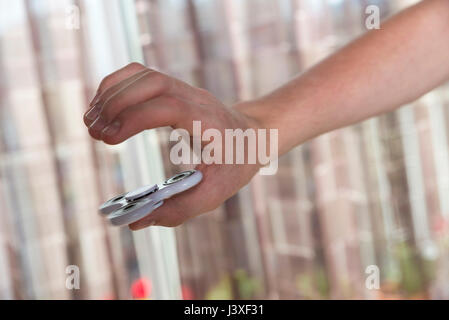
[84,0,449,230]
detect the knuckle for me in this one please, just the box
[127,62,146,71]
[152,72,172,91]
[98,63,146,93]
[196,87,215,103]
[196,87,210,95]
[163,96,184,111]
[98,75,112,93]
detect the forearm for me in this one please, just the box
[236,0,449,155]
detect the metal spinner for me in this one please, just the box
[99,170,202,226]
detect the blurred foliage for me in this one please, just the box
[205,269,262,300]
[392,241,438,298]
[295,267,330,299]
[234,269,262,299]
[395,242,423,295]
[205,276,232,300]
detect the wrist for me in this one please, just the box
[232,99,297,157]
[232,100,269,131]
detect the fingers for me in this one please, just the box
[128,196,194,229]
[84,68,152,126]
[86,71,199,139]
[97,96,186,144]
[88,62,147,107]
[93,71,172,126]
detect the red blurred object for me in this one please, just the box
[433,216,448,234]
[181,285,195,300]
[131,277,152,299]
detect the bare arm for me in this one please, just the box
[84,0,449,229]
[237,0,449,155]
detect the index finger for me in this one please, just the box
[89,62,147,107]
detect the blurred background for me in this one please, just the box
[1,0,449,300]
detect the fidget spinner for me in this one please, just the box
[99,170,203,226]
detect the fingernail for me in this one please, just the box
[102,120,121,136]
[89,116,107,131]
[85,104,101,120]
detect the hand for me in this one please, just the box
[84,63,262,229]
